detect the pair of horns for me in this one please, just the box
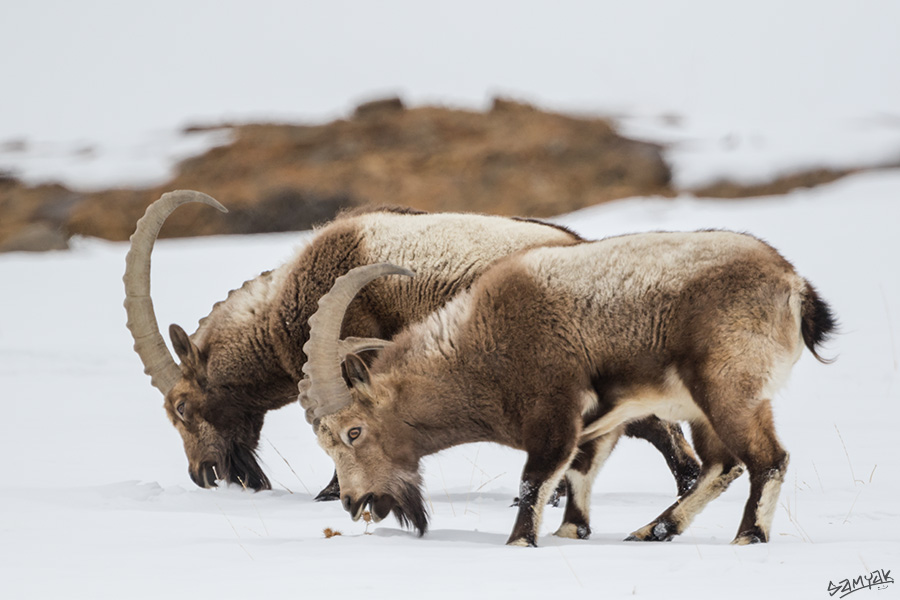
[301,263,415,424]
[123,190,227,395]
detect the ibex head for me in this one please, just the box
[300,263,429,534]
[124,191,270,490]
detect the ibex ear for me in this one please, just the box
[343,352,371,387]
[169,324,205,379]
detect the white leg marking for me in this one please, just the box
[670,464,744,531]
[754,469,786,534]
[555,523,581,539]
[571,433,619,517]
[631,464,744,540]
[526,448,578,544]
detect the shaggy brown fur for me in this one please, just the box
[304,231,835,546]
[126,193,699,497]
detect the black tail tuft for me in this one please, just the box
[801,281,838,364]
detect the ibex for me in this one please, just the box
[301,232,836,546]
[124,190,700,497]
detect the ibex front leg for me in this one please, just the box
[507,413,579,547]
[508,453,577,546]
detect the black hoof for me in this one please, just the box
[626,521,676,542]
[315,472,341,502]
[733,531,765,545]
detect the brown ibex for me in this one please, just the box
[301,232,836,546]
[124,190,700,496]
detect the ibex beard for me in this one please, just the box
[164,367,271,490]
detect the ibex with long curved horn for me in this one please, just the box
[124,191,701,495]
[302,232,835,546]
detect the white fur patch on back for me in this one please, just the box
[193,253,297,345]
[520,231,767,301]
[355,211,574,281]
[403,290,475,362]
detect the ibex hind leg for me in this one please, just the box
[555,428,623,540]
[686,372,789,544]
[627,420,743,542]
[718,399,789,545]
[625,416,701,497]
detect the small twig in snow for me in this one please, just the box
[780,497,813,543]
[811,460,825,494]
[216,503,255,560]
[266,436,311,495]
[551,543,583,589]
[436,459,456,517]
[834,424,864,485]
[843,490,863,525]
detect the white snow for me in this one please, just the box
[1,1,899,597]
[2,172,898,598]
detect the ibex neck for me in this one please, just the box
[389,372,500,457]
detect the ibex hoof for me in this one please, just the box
[626,520,676,542]
[314,485,341,502]
[732,532,765,545]
[555,523,591,540]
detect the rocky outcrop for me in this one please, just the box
[1,98,675,251]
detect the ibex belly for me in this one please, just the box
[580,367,701,444]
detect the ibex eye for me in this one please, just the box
[177,402,186,416]
[347,427,362,442]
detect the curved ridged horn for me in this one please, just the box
[337,336,396,358]
[301,263,415,423]
[123,190,228,395]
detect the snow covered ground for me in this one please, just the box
[1,171,898,598]
[2,1,899,597]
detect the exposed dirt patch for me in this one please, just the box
[690,167,862,198]
[1,98,675,251]
[1,97,888,252]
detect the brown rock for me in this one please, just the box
[0,223,69,252]
[0,179,78,251]
[3,99,675,250]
